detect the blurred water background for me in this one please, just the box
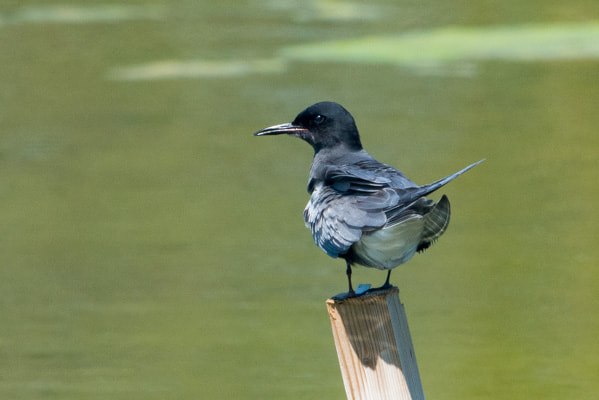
[1,1,598,399]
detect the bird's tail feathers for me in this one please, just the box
[400,159,484,204]
[417,194,451,252]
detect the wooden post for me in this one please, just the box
[326,287,425,400]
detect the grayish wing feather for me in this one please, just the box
[304,159,483,260]
[304,184,390,258]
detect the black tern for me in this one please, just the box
[255,101,483,297]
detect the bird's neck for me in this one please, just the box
[307,147,369,194]
[313,142,362,157]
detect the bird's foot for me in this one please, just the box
[331,284,370,300]
[331,290,356,301]
[374,282,394,290]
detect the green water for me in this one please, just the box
[1,1,598,399]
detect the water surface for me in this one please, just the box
[1,1,598,399]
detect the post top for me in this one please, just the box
[327,286,399,305]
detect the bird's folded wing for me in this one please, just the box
[320,158,421,192]
[304,185,398,257]
[323,165,390,193]
[304,159,483,258]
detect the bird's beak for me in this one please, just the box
[254,122,308,136]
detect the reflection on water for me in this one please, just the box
[265,0,384,22]
[1,1,598,399]
[109,21,599,81]
[282,21,599,67]
[0,4,165,26]
[108,58,287,81]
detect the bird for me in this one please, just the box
[254,101,483,297]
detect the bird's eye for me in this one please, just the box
[314,114,326,124]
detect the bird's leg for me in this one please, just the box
[345,260,355,297]
[379,270,392,289]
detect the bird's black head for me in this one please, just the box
[254,101,363,153]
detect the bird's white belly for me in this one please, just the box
[351,215,424,270]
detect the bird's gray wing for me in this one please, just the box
[383,159,485,206]
[304,159,484,258]
[377,159,484,227]
[323,166,390,194]
[303,183,399,258]
[304,162,416,257]
[320,159,420,194]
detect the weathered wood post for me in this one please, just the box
[326,287,425,400]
